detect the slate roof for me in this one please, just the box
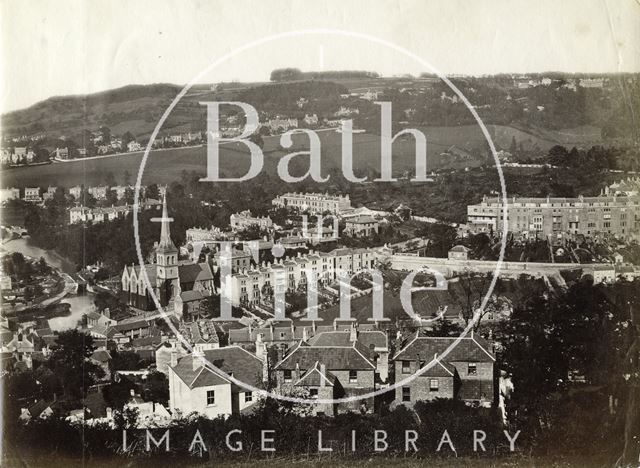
[393,334,495,363]
[125,264,157,284]
[308,331,388,351]
[27,400,51,418]
[275,341,375,371]
[180,320,220,345]
[295,361,336,387]
[83,391,108,418]
[178,263,213,284]
[171,346,263,390]
[180,290,205,302]
[114,317,153,332]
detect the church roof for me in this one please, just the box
[178,263,213,284]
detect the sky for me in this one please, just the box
[1,0,639,113]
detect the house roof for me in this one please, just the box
[346,215,377,224]
[449,245,470,253]
[275,341,376,371]
[295,361,336,387]
[180,321,220,345]
[114,317,153,332]
[393,334,495,363]
[27,400,51,418]
[90,350,112,363]
[82,391,108,418]
[86,311,103,321]
[308,331,388,351]
[179,290,205,302]
[170,346,263,390]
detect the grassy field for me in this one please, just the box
[0,123,592,190]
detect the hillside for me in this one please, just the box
[1,84,187,140]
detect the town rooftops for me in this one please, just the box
[170,346,263,390]
[308,330,388,351]
[180,320,220,345]
[393,333,495,363]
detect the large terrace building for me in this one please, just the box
[272,192,352,215]
[467,194,640,240]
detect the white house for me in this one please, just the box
[168,346,264,419]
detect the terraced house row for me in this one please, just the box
[229,248,376,307]
[467,194,640,240]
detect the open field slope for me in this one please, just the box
[0,121,605,189]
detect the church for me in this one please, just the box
[121,193,214,317]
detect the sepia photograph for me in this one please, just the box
[0,0,639,466]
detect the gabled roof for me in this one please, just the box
[295,361,336,387]
[27,400,51,418]
[170,346,263,390]
[393,334,495,363]
[449,245,470,253]
[178,263,214,284]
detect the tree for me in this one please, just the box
[99,126,111,144]
[121,131,135,148]
[123,170,132,186]
[146,183,159,201]
[104,172,116,187]
[143,371,169,405]
[47,330,104,399]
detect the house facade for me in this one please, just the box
[167,346,264,419]
[392,333,496,408]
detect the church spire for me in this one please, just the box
[157,190,177,253]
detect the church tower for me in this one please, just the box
[156,191,179,306]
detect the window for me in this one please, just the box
[429,379,439,391]
[245,392,253,403]
[402,387,411,402]
[309,388,318,399]
[349,370,357,383]
[468,363,477,376]
[283,370,292,382]
[402,361,411,373]
[206,390,215,405]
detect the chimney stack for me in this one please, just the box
[192,350,204,371]
[170,351,178,367]
[302,327,308,342]
[320,363,326,388]
[349,324,357,343]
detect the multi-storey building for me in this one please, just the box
[344,215,379,237]
[272,192,352,215]
[273,326,382,415]
[168,346,264,419]
[88,186,108,200]
[229,248,376,307]
[23,188,41,203]
[467,194,640,240]
[392,332,496,408]
[229,210,273,232]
